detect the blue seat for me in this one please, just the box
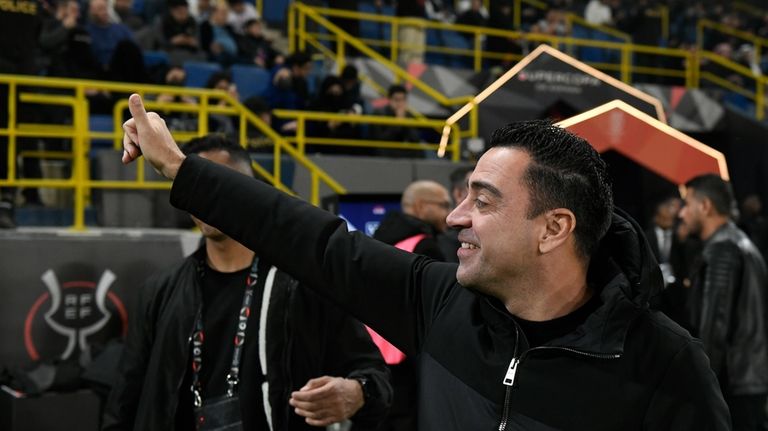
[263,0,290,23]
[231,65,271,100]
[183,61,222,88]
[143,50,169,68]
[89,114,114,150]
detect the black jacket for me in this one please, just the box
[688,221,768,396]
[373,211,445,260]
[102,247,392,431]
[170,155,731,430]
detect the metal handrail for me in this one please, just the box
[0,74,349,229]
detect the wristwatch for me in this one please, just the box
[352,376,371,403]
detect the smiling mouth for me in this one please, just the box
[460,242,479,250]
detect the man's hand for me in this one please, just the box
[122,94,186,179]
[288,376,365,427]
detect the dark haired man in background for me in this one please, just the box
[121,95,730,429]
[680,174,768,431]
[103,135,391,430]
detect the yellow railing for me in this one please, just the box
[697,19,768,69]
[733,1,766,18]
[513,0,634,43]
[694,51,767,121]
[0,74,347,229]
[294,4,693,85]
[288,3,478,138]
[271,110,462,161]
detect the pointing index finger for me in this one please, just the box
[128,93,149,127]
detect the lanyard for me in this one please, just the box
[191,257,260,408]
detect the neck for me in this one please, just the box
[503,254,592,322]
[700,216,729,241]
[205,237,255,273]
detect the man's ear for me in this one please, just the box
[539,208,576,254]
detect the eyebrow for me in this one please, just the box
[469,180,502,198]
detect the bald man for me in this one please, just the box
[373,180,451,260]
[371,180,451,431]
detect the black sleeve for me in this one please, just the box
[170,155,459,356]
[642,341,731,430]
[413,237,446,261]
[101,279,158,431]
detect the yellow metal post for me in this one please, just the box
[391,20,399,67]
[72,87,86,230]
[288,3,296,53]
[310,172,319,206]
[473,32,483,72]
[513,0,521,29]
[273,136,282,189]
[7,83,16,183]
[621,45,631,83]
[757,78,765,121]
[299,7,307,51]
[296,117,306,154]
[337,39,346,71]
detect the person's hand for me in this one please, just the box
[122,94,185,179]
[288,376,365,427]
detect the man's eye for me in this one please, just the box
[475,198,487,209]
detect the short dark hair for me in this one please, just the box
[489,120,613,259]
[286,51,311,68]
[341,65,358,81]
[183,135,252,173]
[205,71,232,89]
[388,84,407,98]
[685,174,734,217]
[449,166,473,192]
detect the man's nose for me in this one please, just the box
[446,200,470,229]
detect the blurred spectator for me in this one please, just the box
[340,64,364,114]
[200,1,239,66]
[531,9,567,37]
[190,0,215,22]
[227,0,258,35]
[108,40,151,83]
[264,51,312,113]
[238,18,283,69]
[114,0,145,32]
[156,0,205,66]
[205,70,239,138]
[156,65,199,132]
[39,0,84,73]
[308,75,362,154]
[243,96,274,151]
[372,84,422,158]
[644,195,683,286]
[739,194,768,262]
[584,0,612,26]
[396,0,426,64]
[86,0,134,69]
[456,0,487,28]
[485,1,522,67]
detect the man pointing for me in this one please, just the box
[122,94,730,430]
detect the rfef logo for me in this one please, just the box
[25,269,127,361]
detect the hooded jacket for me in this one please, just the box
[688,221,768,396]
[102,246,392,431]
[170,155,731,430]
[373,211,445,260]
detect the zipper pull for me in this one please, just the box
[502,357,519,387]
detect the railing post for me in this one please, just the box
[310,171,319,206]
[391,20,399,70]
[273,138,282,189]
[692,49,701,88]
[296,117,306,155]
[757,78,765,121]
[621,45,631,83]
[288,3,296,53]
[7,82,16,184]
[299,7,307,51]
[72,86,87,231]
[513,0,521,29]
[474,31,482,72]
[337,39,346,71]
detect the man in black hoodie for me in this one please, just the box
[374,180,451,261]
[121,94,731,430]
